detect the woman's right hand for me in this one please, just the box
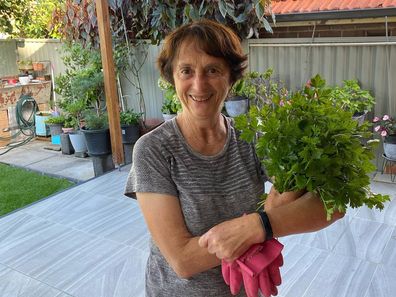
[264,186,306,210]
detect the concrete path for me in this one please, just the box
[0,139,94,182]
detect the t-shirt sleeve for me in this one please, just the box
[124,134,178,199]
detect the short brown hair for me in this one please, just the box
[157,19,247,85]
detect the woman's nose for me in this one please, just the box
[192,73,207,91]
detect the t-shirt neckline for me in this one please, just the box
[171,114,232,160]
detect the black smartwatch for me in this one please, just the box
[257,210,273,241]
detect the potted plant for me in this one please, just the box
[158,77,181,121]
[60,99,87,154]
[17,60,33,71]
[226,69,287,117]
[81,109,111,156]
[236,74,390,219]
[120,109,142,144]
[45,115,65,145]
[330,79,375,125]
[373,114,396,159]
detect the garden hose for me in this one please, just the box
[0,95,37,156]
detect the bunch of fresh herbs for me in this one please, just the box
[235,74,390,219]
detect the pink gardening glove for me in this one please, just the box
[222,260,243,295]
[222,239,283,297]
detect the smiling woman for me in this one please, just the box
[124,19,345,297]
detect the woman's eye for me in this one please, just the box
[208,68,218,74]
[180,68,191,75]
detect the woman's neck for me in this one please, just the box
[176,113,227,155]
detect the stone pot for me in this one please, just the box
[384,135,396,159]
[69,130,87,153]
[224,96,249,117]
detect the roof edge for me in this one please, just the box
[274,7,396,22]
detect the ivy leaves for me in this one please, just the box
[235,74,390,220]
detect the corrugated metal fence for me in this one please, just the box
[1,37,395,119]
[248,36,396,118]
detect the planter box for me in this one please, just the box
[35,112,51,136]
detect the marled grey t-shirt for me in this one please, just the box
[124,116,265,297]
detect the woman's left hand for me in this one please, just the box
[198,213,264,262]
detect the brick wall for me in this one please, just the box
[260,22,396,38]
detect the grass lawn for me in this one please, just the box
[0,163,74,216]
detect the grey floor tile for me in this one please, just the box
[355,198,396,226]
[381,226,396,267]
[34,237,128,290]
[79,168,130,198]
[21,190,116,226]
[300,253,376,297]
[66,247,148,297]
[278,244,329,297]
[333,217,394,263]
[0,263,72,297]
[365,264,396,297]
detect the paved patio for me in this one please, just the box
[0,139,396,296]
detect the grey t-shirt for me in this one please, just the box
[125,116,265,297]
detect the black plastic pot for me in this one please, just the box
[82,128,111,156]
[121,124,140,144]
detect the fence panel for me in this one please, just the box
[0,40,18,77]
[248,37,396,117]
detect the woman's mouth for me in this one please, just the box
[190,95,211,102]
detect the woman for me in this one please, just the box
[124,19,343,296]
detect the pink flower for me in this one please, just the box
[279,100,285,106]
[373,117,380,122]
[381,130,388,137]
[383,115,390,121]
[374,125,381,132]
[305,80,311,87]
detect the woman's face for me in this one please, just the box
[172,39,232,120]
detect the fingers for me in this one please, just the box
[258,269,272,297]
[242,271,259,297]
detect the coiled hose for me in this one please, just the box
[0,94,37,155]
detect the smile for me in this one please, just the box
[190,95,211,102]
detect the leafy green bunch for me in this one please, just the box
[235,74,390,219]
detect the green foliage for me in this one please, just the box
[83,110,108,130]
[52,0,274,46]
[45,115,66,125]
[235,74,390,220]
[120,109,142,126]
[230,69,288,107]
[55,43,105,129]
[158,77,182,114]
[0,0,64,38]
[0,163,73,216]
[0,0,25,35]
[330,79,375,115]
